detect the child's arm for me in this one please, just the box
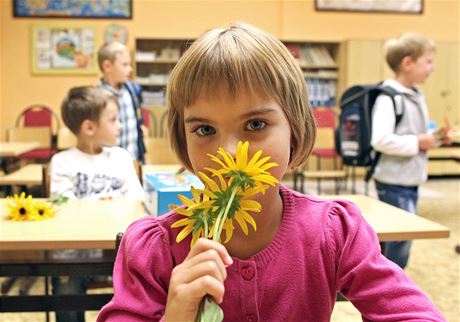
[50,153,77,199]
[329,201,446,321]
[165,238,232,321]
[371,95,420,156]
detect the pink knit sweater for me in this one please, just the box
[98,185,445,321]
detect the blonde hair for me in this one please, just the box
[98,41,129,70]
[385,32,435,72]
[61,86,118,135]
[167,22,316,171]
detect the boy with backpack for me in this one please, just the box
[370,32,440,269]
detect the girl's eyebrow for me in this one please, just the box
[184,108,277,124]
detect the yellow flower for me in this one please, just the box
[198,172,262,243]
[34,201,56,220]
[171,187,214,245]
[207,141,279,189]
[7,192,37,221]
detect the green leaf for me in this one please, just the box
[201,296,223,322]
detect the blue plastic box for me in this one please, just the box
[144,172,204,216]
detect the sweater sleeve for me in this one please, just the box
[371,95,419,156]
[97,217,172,321]
[327,200,446,321]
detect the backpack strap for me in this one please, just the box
[364,86,405,182]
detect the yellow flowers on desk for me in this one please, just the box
[171,141,279,322]
[6,192,67,221]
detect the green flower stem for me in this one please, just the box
[204,218,208,239]
[213,186,238,242]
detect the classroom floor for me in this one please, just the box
[1,177,459,321]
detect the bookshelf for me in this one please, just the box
[135,38,340,109]
[135,38,190,107]
[285,42,339,108]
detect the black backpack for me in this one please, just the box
[335,83,404,182]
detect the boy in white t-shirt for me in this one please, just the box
[51,86,144,200]
[50,86,145,322]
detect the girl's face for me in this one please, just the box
[183,87,291,183]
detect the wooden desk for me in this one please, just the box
[0,199,147,313]
[427,147,460,176]
[428,147,460,161]
[325,194,450,241]
[0,164,43,186]
[0,199,147,251]
[0,142,39,157]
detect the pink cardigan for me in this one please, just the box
[98,185,445,321]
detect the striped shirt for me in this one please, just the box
[100,81,139,160]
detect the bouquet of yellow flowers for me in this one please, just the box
[171,141,278,322]
[6,192,67,221]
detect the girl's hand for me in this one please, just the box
[164,238,233,322]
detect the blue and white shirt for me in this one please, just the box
[100,81,139,160]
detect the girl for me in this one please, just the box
[98,22,445,321]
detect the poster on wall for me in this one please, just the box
[315,0,423,14]
[14,0,132,19]
[32,25,98,75]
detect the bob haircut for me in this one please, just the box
[167,22,316,171]
[61,86,118,135]
[385,32,435,73]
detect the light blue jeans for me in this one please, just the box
[375,181,419,269]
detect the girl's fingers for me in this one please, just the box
[175,258,227,286]
[177,274,226,304]
[186,238,233,267]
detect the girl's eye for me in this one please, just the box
[246,120,267,131]
[194,125,216,136]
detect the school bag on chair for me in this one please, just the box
[335,83,404,194]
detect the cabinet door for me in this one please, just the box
[339,40,384,95]
[419,42,459,127]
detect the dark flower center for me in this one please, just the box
[38,209,44,215]
[19,207,27,215]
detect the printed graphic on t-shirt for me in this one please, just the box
[73,172,123,198]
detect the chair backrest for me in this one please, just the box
[15,105,60,135]
[57,127,77,150]
[144,137,179,164]
[312,108,337,149]
[143,106,169,138]
[7,127,52,148]
[312,108,336,128]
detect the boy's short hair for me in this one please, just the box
[98,41,129,71]
[385,32,435,72]
[61,86,117,135]
[167,22,316,170]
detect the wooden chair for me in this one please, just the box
[6,127,55,163]
[294,108,347,194]
[143,106,169,138]
[14,105,60,162]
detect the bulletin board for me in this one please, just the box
[32,25,98,75]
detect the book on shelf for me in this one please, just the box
[286,43,302,62]
[306,78,336,107]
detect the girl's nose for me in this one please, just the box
[219,137,239,159]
